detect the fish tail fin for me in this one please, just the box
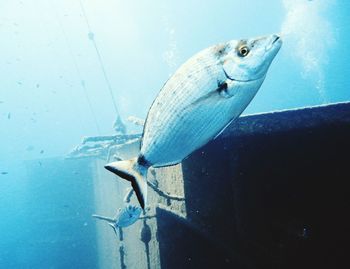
[105,157,148,209]
[92,214,115,223]
[108,223,120,238]
[93,215,119,236]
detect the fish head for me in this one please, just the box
[221,34,282,82]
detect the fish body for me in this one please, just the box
[92,204,142,234]
[105,34,282,208]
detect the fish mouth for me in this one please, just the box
[265,34,282,52]
[223,68,264,83]
[272,35,281,44]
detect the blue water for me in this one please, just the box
[0,0,349,268]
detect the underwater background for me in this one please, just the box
[1,0,350,268]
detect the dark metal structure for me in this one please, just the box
[156,102,350,269]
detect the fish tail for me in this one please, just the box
[93,215,119,237]
[92,214,115,223]
[105,157,148,209]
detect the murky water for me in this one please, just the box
[0,1,349,268]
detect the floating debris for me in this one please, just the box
[40,150,44,154]
[36,83,40,88]
[0,101,3,104]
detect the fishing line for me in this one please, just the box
[78,0,120,116]
[51,0,101,135]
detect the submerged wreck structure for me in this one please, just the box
[63,102,350,269]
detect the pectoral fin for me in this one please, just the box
[188,79,236,108]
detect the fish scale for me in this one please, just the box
[142,52,224,164]
[105,34,282,208]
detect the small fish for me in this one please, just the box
[7,113,11,119]
[92,204,142,235]
[105,34,282,209]
[40,150,44,154]
[1,172,8,175]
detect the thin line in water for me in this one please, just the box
[51,0,102,135]
[78,0,120,116]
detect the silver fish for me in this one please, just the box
[105,34,282,208]
[92,204,142,234]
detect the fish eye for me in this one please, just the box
[238,46,249,57]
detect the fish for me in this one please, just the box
[92,204,142,235]
[1,172,8,175]
[105,34,282,209]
